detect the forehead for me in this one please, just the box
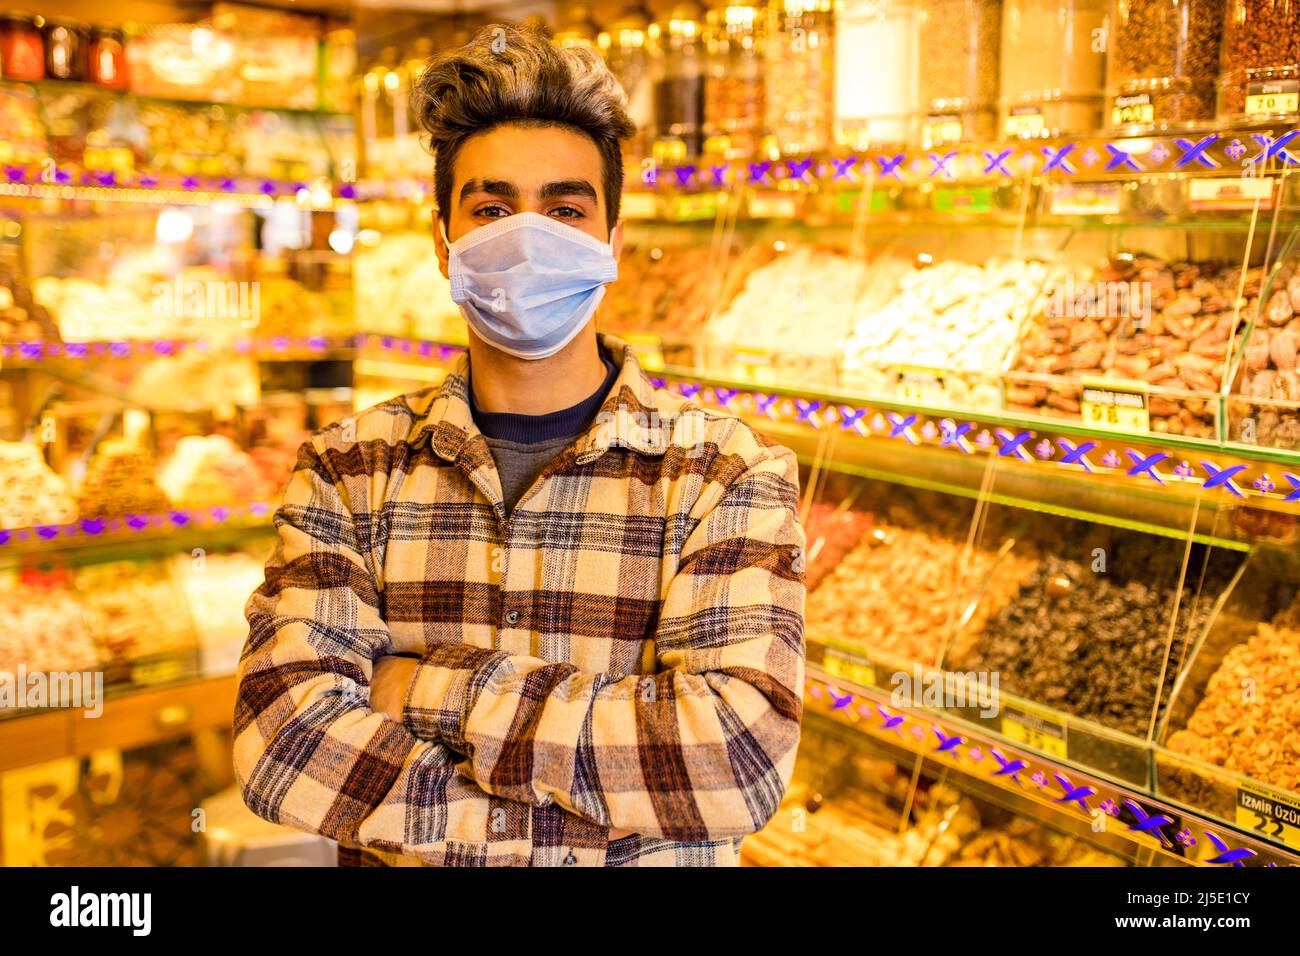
[452,123,604,199]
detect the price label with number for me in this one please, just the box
[1049,182,1122,216]
[1188,176,1275,211]
[1236,783,1300,851]
[823,647,876,690]
[1080,378,1150,434]
[748,191,799,219]
[731,345,777,384]
[1000,701,1068,758]
[1245,80,1300,116]
[1004,108,1045,137]
[895,366,947,405]
[1110,93,1154,127]
[922,114,963,147]
[934,186,992,214]
[669,192,719,222]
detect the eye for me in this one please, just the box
[548,205,586,220]
[473,203,511,219]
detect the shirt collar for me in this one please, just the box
[410,333,673,463]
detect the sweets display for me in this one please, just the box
[1217,0,1300,119]
[835,0,919,147]
[804,502,1039,666]
[917,0,1001,143]
[1106,0,1223,129]
[703,2,765,157]
[352,233,464,341]
[158,435,268,508]
[0,577,100,675]
[76,439,170,519]
[0,266,61,343]
[600,241,741,343]
[802,498,875,592]
[1166,601,1300,796]
[1230,257,1300,449]
[650,2,708,157]
[765,0,834,154]
[75,559,196,662]
[1009,254,1253,438]
[171,548,267,675]
[127,354,260,412]
[999,0,1106,136]
[960,538,1239,737]
[705,244,880,382]
[0,441,79,530]
[840,257,1059,406]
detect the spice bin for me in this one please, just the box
[1106,0,1224,131]
[765,0,835,154]
[704,1,766,157]
[835,0,920,148]
[999,0,1107,137]
[649,1,708,160]
[1217,0,1300,121]
[917,0,1002,145]
[599,1,656,161]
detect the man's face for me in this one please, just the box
[434,122,624,279]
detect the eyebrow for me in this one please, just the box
[458,178,598,203]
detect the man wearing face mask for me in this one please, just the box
[234,22,805,867]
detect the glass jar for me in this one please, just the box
[1218,0,1300,120]
[836,0,919,149]
[704,2,765,157]
[599,1,655,161]
[1107,0,1223,130]
[0,13,43,81]
[88,27,128,89]
[999,0,1107,137]
[649,1,708,160]
[359,49,399,179]
[917,0,1001,145]
[554,2,601,48]
[43,19,88,82]
[766,0,834,155]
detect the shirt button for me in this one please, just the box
[505,610,520,625]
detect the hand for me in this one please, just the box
[370,655,420,724]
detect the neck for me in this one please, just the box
[467,325,607,415]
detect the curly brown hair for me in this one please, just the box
[411,22,635,232]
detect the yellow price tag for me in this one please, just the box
[1000,701,1068,759]
[747,192,798,219]
[1080,378,1150,434]
[1245,81,1300,116]
[922,115,963,147]
[623,332,664,372]
[1236,783,1300,851]
[83,146,135,174]
[1004,109,1044,137]
[823,648,876,689]
[895,366,946,405]
[131,654,187,687]
[669,193,718,222]
[731,346,776,384]
[1110,94,1154,127]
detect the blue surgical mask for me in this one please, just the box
[440,212,618,360]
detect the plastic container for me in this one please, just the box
[765,0,834,155]
[1217,0,1300,121]
[599,2,656,161]
[1107,0,1223,131]
[0,13,43,81]
[917,0,1002,145]
[88,27,128,89]
[836,0,919,149]
[649,1,708,159]
[999,0,1106,138]
[42,19,89,82]
[704,2,765,158]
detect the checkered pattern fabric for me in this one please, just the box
[234,334,805,866]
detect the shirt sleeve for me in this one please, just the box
[401,445,806,841]
[233,438,542,866]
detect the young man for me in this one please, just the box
[234,23,805,867]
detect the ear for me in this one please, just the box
[609,219,625,260]
[433,209,450,281]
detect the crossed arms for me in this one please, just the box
[233,438,806,865]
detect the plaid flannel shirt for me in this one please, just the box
[234,334,805,867]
